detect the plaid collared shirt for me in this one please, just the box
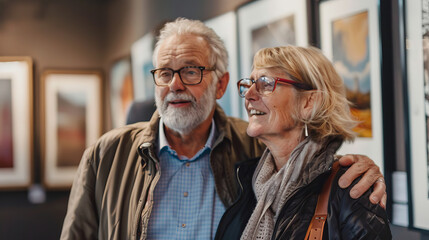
[146,119,226,239]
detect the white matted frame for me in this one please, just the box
[41,70,103,189]
[131,33,155,101]
[0,57,33,189]
[238,0,309,119]
[405,0,429,231]
[205,11,241,119]
[319,0,384,171]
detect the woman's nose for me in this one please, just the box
[245,83,259,100]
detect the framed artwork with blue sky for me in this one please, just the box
[319,0,384,172]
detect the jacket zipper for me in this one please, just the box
[215,166,244,239]
[236,167,244,193]
[132,147,161,240]
[224,166,244,211]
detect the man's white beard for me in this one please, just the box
[155,81,217,135]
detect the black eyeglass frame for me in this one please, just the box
[150,66,216,86]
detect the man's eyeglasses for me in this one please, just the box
[151,66,216,86]
[237,76,313,98]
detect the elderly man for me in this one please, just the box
[60,18,386,240]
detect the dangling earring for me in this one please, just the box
[304,123,308,137]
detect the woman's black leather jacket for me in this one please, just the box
[215,158,392,240]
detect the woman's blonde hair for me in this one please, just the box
[253,45,356,142]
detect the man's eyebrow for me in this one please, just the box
[183,60,200,65]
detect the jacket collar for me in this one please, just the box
[137,104,232,166]
[212,104,233,147]
[136,110,160,167]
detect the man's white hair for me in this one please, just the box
[152,17,228,81]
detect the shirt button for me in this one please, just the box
[185,162,190,167]
[183,192,188,197]
[182,223,186,228]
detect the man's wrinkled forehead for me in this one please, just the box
[156,34,211,66]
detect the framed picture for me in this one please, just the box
[237,0,309,118]
[0,57,33,189]
[205,11,242,119]
[319,0,384,171]
[131,32,155,101]
[109,57,134,128]
[41,70,103,189]
[405,0,429,231]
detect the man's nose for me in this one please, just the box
[169,72,185,91]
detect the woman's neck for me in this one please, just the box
[259,130,304,171]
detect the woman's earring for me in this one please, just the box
[304,123,308,137]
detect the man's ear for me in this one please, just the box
[216,72,230,99]
[301,91,318,119]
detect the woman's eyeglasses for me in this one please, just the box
[237,76,313,98]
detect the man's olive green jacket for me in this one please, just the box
[60,105,264,240]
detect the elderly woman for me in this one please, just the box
[215,46,391,239]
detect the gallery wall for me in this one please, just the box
[0,1,103,239]
[0,0,428,239]
[0,0,247,239]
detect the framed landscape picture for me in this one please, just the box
[237,0,309,118]
[405,0,429,231]
[205,11,242,119]
[0,57,33,189]
[131,33,155,101]
[319,0,384,171]
[109,57,134,128]
[41,70,103,189]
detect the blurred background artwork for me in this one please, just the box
[109,57,134,128]
[205,12,241,118]
[423,17,429,197]
[251,15,296,60]
[406,0,429,231]
[56,91,87,167]
[0,57,33,189]
[332,11,372,138]
[238,0,308,119]
[320,0,384,179]
[0,78,13,169]
[131,33,155,102]
[42,71,102,189]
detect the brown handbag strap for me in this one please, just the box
[304,161,340,240]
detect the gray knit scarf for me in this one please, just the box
[240,137,342,240]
